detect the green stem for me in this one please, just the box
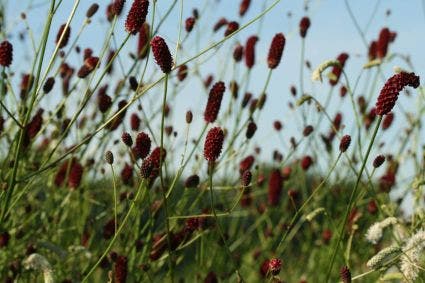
[208,164,244,282]
[82,180,146,282]
[325,116,382,282]
[159,74,174,283]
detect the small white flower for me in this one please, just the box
[365,217,397,244]
[400,229,425,282]
[311,60,340,82]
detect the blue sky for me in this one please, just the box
[3,0,425,193]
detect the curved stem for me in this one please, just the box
[325,116,383,282]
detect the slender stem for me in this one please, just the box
[208,164,244,282]
[158,74,174,283]
[325,116,383,282]
[82,180,146,282]
[111,165,118,235]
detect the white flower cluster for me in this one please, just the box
[311,60,340,82]
[365,217,398,244]
[366,245,401,270]
[400,229,425,282]
[23,253,54,283]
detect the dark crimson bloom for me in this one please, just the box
[137,22,150,59]
[299,16,311,38]
[114,255,128,283]
[339,135,351,152]
[43,77,55,93]
[56,24,71,48]
[0,40,13,67]
[340,266,352,283]
[130,113,141,131]
[112,0,126,16]
[239,155,255,174]
[373,155,385,168]
[329,53,349,86]
[245,121,257,139]
[121,163,133,185]
[300,155,313,171]
[177,64,188,81]
[241,170,252,187]
[224,21,239,37]
[125,0,149,35]
[98,91,112,113]
[213,17,228,32]
[239,0,251,16]
[268,258,282,275]
[381,112,394,130]
[267,33,285,69]
[268,169,283,206]
[375,72,419,115]
[150,36,173,73]
[185,174,200,188]
[233,43,243,62]
[377,27,396,59]
[54,158,84,189]
[245,35,258,69]
[204,127,224,163]
[121,132,133,147]
[133,132,151,159]
[86,3,99,18]
[204,81,225,123]
[185,17,196,32]
[368,40,377,60]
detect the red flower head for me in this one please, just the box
[339,135,351,152]
[329,53,349,86]
[340,266,352,283]
[185,17,196,33]
[233,43,244,62]
[0,41,13,67]
[377,27,396,59]
[213,18,228,32]
[300,155,313,171]
[245,35,259,69]
[137,22,150,59]
[204,81,225,123]
[125,0,149,35]
[268,258,282,275]
[299,17,311,38]
[239,0,251,16]
[150,36,173,73]
[133,132,151,159]
[56,24,71,48]
[204,127,224,163]
[224,21,239,37]
[375,72,419,115]
[268,169,283,206]
[114,255,128,283]
[267,33,285,69]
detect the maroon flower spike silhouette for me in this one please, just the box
[56,24,71,48]
[375,72,419,115]
[267,33,285,69]
[125,0,149,35]
[329,53,349,86]
[204,81,226,123]
[245,35,258,69]
[268,169,283,206]
[134,132,151,159]
[0,41,13,67]
[150,36,173,73]
[299,17,311,38]
[339,135,351,152]
[204,127,224,163]
[239,0,251,16]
